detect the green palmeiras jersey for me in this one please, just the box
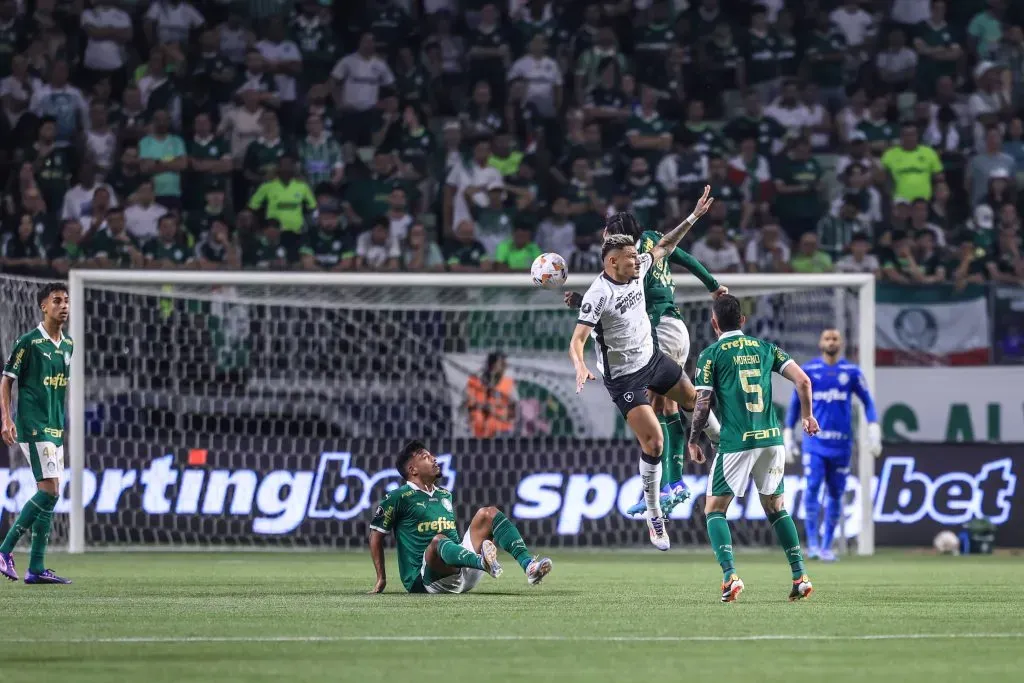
[637,230,720,326]
[695,330,793,454]
[3,325,73,446]
[370,482,460,592]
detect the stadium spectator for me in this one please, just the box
[464,351,516,439]
[139,109,187,210]
[883,121,944,201]
[790,231,833,273]
[835,231,880,275]
[536,196,575,257]
[773,136,824,241]
[446,218,491,272]
[567,227,602,272]
[194,218,240,271]
[875,27,918,93]
[494,221,541,272]
[61,159,117,222]
[401,221,445,272]
[144,213,190,270]
[913,0,961,98]
[967,127,1018,204]
[744,218,791,273]
[248,154,316,248]
[913,228,947,283]
[691,221,742,273]
[356,216,401,272]
[949,231,991,290]
[1,213,49,277]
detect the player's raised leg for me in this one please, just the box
[625,404,671,550]
[802,452,827,559]
[661,371,721,445]
[819,454,852,562]
[464,505,552,585]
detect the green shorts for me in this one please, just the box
[19,441,64,482]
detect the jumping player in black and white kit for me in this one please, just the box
[568,185,721,550]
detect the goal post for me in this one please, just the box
[59,269,875,555]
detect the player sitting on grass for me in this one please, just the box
[367,440,552,594]
[565,214,727,518]
[1,283,73,585]
[688,295,818,603]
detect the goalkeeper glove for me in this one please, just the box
[783,428,799,463]
[868,423,883,458]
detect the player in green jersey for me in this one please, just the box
[368,440,552,594]
[688,295,819,603]
[565,219,727,516]
[0,283,73,584]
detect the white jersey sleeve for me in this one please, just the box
[637,252,654,280]
[577,280,608,328]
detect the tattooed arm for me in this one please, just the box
[687,389,714,464]
[649,184,715,264]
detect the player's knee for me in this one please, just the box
[475,506,499,524]
[760,494,785,515]
[704,495,730,515]
[642,434,663,458]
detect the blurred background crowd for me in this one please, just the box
[1,0,1023,287]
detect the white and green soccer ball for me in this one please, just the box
[531,252,568,289]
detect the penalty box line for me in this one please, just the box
[5,633,1024,645]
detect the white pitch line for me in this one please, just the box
[5,633,1023,645]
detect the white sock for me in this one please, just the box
[639,458,663,518]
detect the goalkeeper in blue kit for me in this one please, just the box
[784,329,882,562]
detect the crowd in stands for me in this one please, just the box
[1,0,1024,289]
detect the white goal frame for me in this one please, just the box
[66,270,876,554]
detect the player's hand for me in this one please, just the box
[687,441,706,464]
[1,418,16,446]
[710,285,729,300]
[367,578,386,594]
[692,185,715,218]
[575,364,595,393]
[868,422,883,458]
[564,291,583,309]
[803,416,820,437]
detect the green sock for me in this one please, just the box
[436,537,484,571]
[657,416,672,488]
[491,511,533,572]
[28,493,58,574]
[0,491,51,553]
[664,414,686,484]
[706,512,735,581]
[768,510,805,580]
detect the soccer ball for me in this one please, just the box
[531,252,568,289]
[933,530,960,555]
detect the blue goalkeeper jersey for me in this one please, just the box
[785,357,878,458]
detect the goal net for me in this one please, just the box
[3,271,875,553]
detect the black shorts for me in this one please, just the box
[604,349,683,418]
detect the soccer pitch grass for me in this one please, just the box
[0,551,1020,683]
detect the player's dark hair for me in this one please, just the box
[38,282,68,307]
[397,440,427,479]
[605,211,643,241]
[713,294,743,332]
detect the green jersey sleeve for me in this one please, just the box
[2,334,30,380]
[369,488,402,534]
[694,345,715,392]
[669,247,720,292]
[770,343,794,375]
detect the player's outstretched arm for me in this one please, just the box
[687,389,714,464]
[367,529,387,594]
[650,184,715,263]
[569,323,596,393]
[782,363,819,436]
[668,247,726,297]
[852,368,883,457]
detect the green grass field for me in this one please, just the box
[0,551,1020,683]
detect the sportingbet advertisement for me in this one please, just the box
[1,440,1019,548]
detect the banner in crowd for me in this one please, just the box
[1,439,1018,548]
[991,286,1024,365]
[875,284,990,366]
